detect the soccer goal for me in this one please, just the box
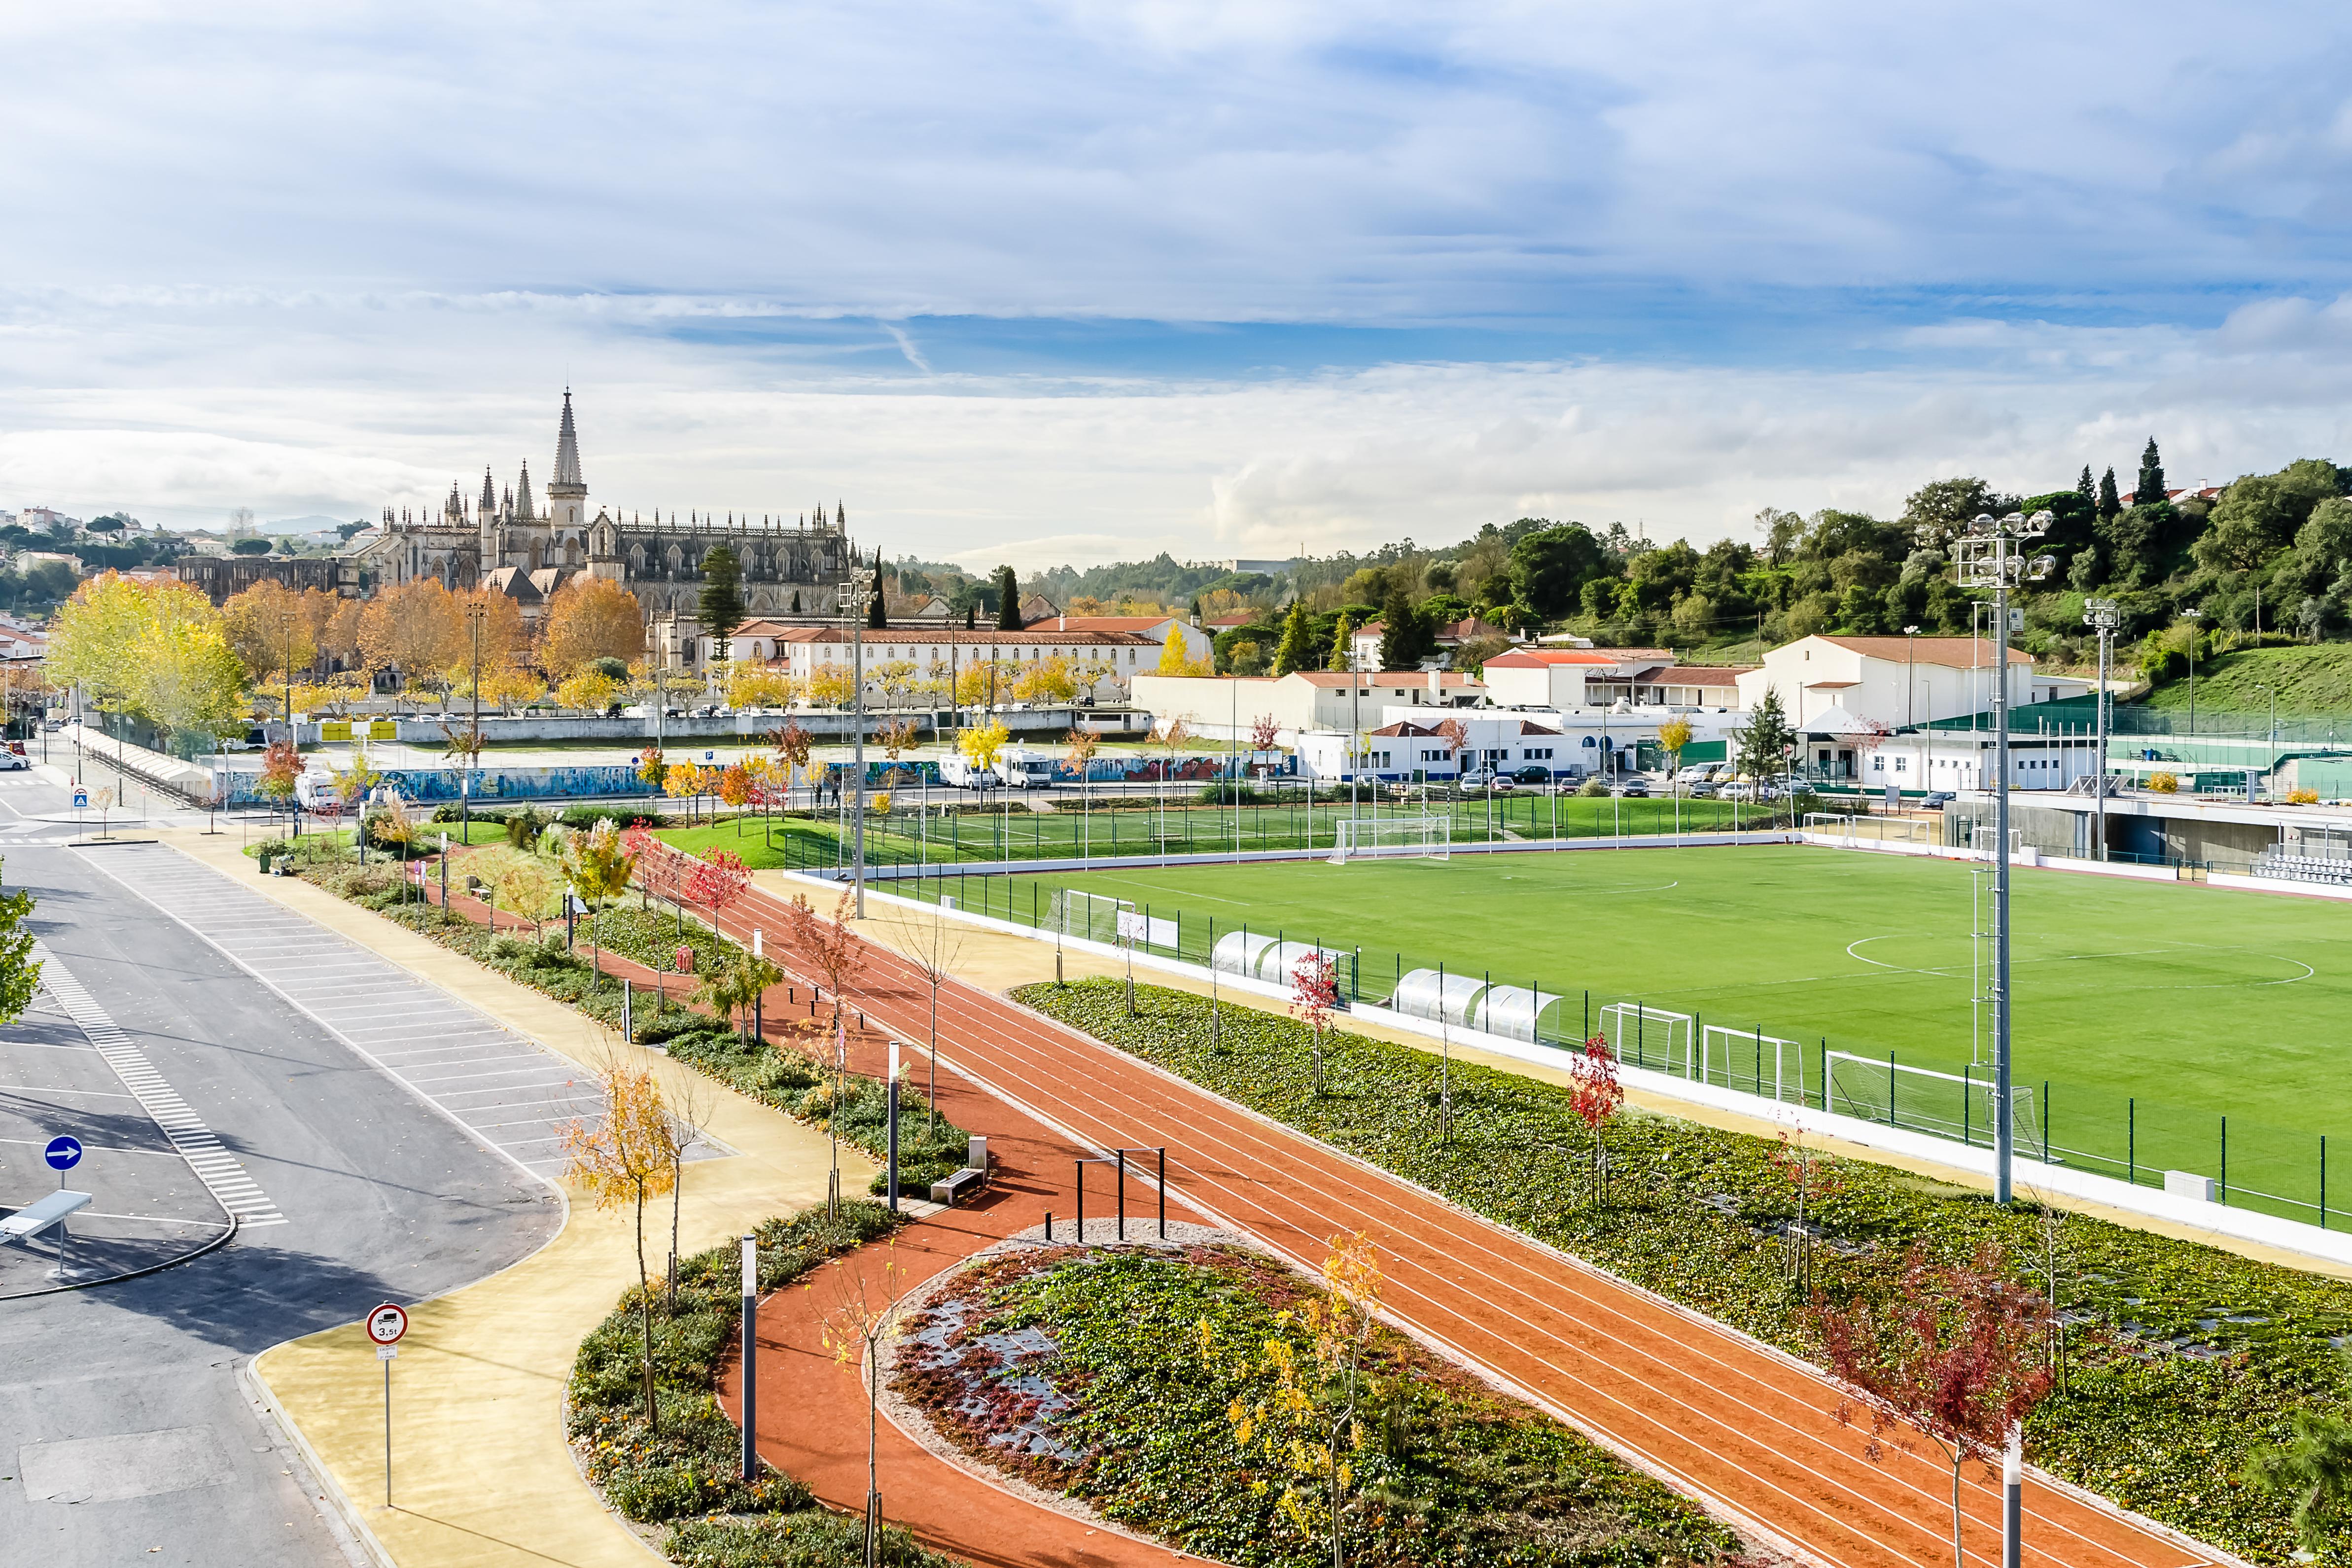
[1329,814,1451,865]
[1825,1051,2045,1159]
[1804,813,1933,849]
[1047,888,1128,943]
[1597,1003,1693,1076]
[1700,1024,1808,1105]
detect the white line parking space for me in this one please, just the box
[80,844,655,1181]
[35,941,287,1228]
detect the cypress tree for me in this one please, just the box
[2097,467,2121,521]
[1328,613,1353,671]
[964,604,976,630]
[2134,438,2167,507]
[1378,580,1421,670]
[867,566,886,629]
[1271,600,1313,676]
[697,543,745,643]
[993,565,1021,629]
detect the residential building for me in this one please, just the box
[16,507,76,533]
[1348,614,1516,669]
[1733,635,2089,732]
[1131,669,1485,743]
[1479,647,1742,709]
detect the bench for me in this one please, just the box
[1,1189,91,1247]
[928,1136,990,1207]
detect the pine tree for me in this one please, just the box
[993,565,1021,630]
[2135,438,2167,507]
[2097,467,2121,521]
[1378,580,1422,670]
[1736,687,1796,783]
[1328,613,1353,672]
[697,543,745,644]
[964,605,976,630]
[2076,465,2095,504]
[1271,600,1313,676]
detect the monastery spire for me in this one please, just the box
[553,389,583,489]
[514,462,535,522]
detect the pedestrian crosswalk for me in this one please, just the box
[34,941,288,1228]
[80,845,622,1183]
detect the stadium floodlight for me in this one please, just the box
[1939,509,2052,1207]
[2084,599,2123,861]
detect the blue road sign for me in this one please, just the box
[44,1135,83,1170]
[72,789,88,810]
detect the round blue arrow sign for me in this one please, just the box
[44,1135,83,1171]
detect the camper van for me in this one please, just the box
[938,754,1001,790]
[996,749,1057,789]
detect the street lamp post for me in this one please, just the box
[836,556,870,917]
[2250,682,2278,798]
[464,600,488,836]
[2084,600,2121,859]
[1944,510,2055,1211]
[1904,624,1920,801]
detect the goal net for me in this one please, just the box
[1046,888,1182,948]
[1597,1003,1693,1076]
[1804,813,1933,848]
[1700,1024,1808,1104]
[1329,814,1450,865]
[1825,1051,2045,1159]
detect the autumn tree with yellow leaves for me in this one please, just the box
[540,577,645,679]
[561,1063,683,1430]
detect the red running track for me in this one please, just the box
[685,866,2222,1568]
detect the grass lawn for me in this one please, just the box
[2139,642,2352,721]
[915,843,2352,1220]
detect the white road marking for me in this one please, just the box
[33,942,287,1226]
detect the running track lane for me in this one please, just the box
[693,871,2221,1568]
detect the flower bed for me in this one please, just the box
[261,846,970,1196]
[1015,978,2352,1567]
[568,1200,960,1567]
[893,1238,1738,1568]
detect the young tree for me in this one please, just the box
[698,543,746,645]
[684,847,751,916]
[1735,687,1795,787]
[1216,1229,1385,1567]
[1249,712,1282,754]
[693,947,783,1044]
[1062,727,1099,855]
[1377,580,1422,670]
[780,890,866,1214]
[1657,715,1693,831]
[1291,948,1340,1096]
[1015,653,1082,702]
[560,1063,680,1431]
[2096,466,2122,522]
[1566,1035,1624,1202]
[1271,600,1313,676]
[560,819,639,976]
[1767,1128,1842,1292]
[819,1244,914,1568]
[958,719,1009,778]
[1811,1243,2058,1568]
[873,893,967,1135]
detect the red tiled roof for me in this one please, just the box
[1815,636,2031,667]
[772,627,1155,647]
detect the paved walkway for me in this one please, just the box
[704,863,2232,1568]
[153,830,858,1568]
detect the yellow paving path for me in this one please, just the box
[161,831,866,1568]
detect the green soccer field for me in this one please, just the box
[902,844,2352,1222]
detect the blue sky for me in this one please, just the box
[6,2,2352,563]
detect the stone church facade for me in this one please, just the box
[350,392,860,630]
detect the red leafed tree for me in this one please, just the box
[1566,1035,1624,1201]
[1812,1243,2057,1568]
[683,848,750,913]
[623,826,681,906]
[1290,949,1339,1097]
[1250,712,1282,753]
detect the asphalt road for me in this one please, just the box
[0,770,563,1568]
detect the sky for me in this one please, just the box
[8,2,2352,567]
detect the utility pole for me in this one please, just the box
[1946,509,2055,1212]
[2084,600,2120,858]
[2182,607,2203,738]
[464,599,488,835]
[836,554,869,916]
[1903,624,1920,798]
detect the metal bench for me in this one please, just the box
[928,1136,990,1207]
[1,1189,91,1247]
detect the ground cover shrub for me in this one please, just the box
[895,1241,1737,1568]
[1017,978,2352,1567]
[564,1201,963,1567]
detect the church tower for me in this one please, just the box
[548,390,587,533]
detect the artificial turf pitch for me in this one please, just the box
[913,843,2351,1222]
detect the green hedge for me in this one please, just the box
[1016,978,2352,1567]
[898,1242,1736,1568]
[566,1201,959,1566]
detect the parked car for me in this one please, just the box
[0,750,26,771]
[1510,765,1551,785]
[1921,791,1955,810]
[1685,781,1720,799]
[1609,778,1650,798]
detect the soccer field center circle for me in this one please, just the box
[1843,932,2318,988]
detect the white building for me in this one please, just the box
[1296,716,1569,784]
[1481,647,1753,710]
[763,625,1158,705]
[1131,669,1485,744]
[1860,727,2104,794]
[1735,635,2087,732]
